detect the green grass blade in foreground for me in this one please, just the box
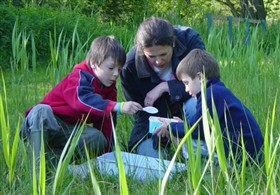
[160,119,200,195]
[264,94,279,193]
[32,152,38,195]
[31,130,46,195]
[239,130,247,193]
[200,73,233,193]
[52,122,84,195]
[110,113,128,195]
[84,146,101,195]
[9,120,20,184]
[210,93,227,174]
[0,94,10,174]
[39,131,46,195]
[200,74,216,194]
[264,93,277,173]
[200,75,214,159]
[0,73,20,184]
[186,127,202,194]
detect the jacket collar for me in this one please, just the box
[173,37,187,58]
[195,78,221,99]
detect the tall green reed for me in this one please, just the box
[32,131,46,195]
[11,19,33,73]
[160,119,201,195]
[0,72,20,185]
[110,113,129,195]
[52,122,84,195]
[264,94,279,194]
[48,21,91,84]
[10,19,42,115]
[84,147,101,195]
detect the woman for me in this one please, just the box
[120,16,205,158]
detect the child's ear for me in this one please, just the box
[90,62,96,70]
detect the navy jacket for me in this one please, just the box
[120,26,205,150]
[170,78,264,160]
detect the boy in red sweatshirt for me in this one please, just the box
[20,36,142,167]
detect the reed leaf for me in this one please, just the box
[160,119,200,195]
[32,152,38,195]
[110,113,129,195]
[8,120,20,183]
[0,92,10,171]
[0,72,20,184]
[210,93,227,175]
[52,122,84,194]
[264,94,278,193]
[84,146,101,195]
[39,131,46,195]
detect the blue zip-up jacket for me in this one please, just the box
[120,25,205,150]
[170,78,263,160]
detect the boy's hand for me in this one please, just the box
[153,118,170,139]
[121,101,142,114]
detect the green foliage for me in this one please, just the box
[259,20,280,53]
[0,73,20,185]
[265,0,280,18]
[0,4,18,66]
[1,1,279,70]
[0,0,279,193]
[0,4,130,69]
[0,13,280,193]
[92,0,147,24]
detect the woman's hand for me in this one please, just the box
[144,82,169,106]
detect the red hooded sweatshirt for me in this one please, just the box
[26,60,117,151]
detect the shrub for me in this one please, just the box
[0,4,132,69]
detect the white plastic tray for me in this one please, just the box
[96,151,186,181]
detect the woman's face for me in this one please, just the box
[143,45,173,69]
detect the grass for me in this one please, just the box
[0,20,279,194]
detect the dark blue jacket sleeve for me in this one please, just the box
[169,122,185,138]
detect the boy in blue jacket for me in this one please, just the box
[154,49,263,162]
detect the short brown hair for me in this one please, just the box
[86,35,126,68]
[176,49,220,80]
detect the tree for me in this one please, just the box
[240,0,266,19]
[215,0,266,20]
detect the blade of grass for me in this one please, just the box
[52,122,84,194]
[264,93,278,194]
[84,145,101,195]
[0,72,20,184]
[110,113,129,195]
[160,119,200,195]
